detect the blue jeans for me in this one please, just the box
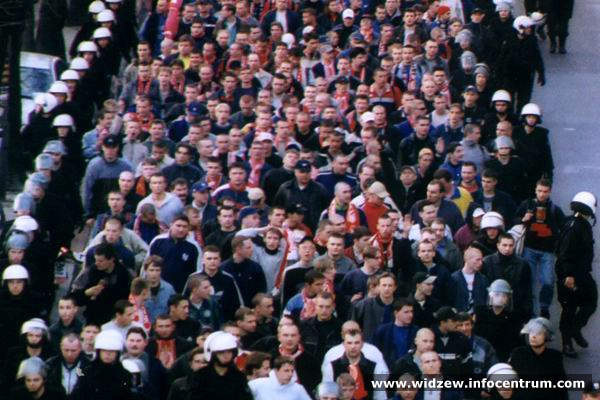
[523,247,556,313]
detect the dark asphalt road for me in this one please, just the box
[529,0,600,395]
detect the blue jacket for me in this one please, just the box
[450,270,489,312]
[145,279,176,322]
[149,234,200,293]
[372,323,419,368]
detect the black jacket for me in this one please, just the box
[474,306,522,361]
[70,261,132,325]
[300,316,342,361]
[274,179,329,232]
[187,363,252,400]
[472,190,517,228]
[482,252,533,322]
[509,346,568,400]
[45,354,91,394]
[70,359,133,400]
[555,215,594,282]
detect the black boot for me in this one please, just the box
[573,330,589,348]
[550,38,557,53]
[562,336,578,358]
[559,37,567,54]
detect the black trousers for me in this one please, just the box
[547,14,571,40]
[508,73,535,113]
[558,273,598,338]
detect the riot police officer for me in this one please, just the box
[556,191,598,357]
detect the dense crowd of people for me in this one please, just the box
[0,0,596,399]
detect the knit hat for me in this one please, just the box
[495,135,515,150]
[495,1,511,12]
[438,5,451,17]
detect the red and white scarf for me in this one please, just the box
[328,200,361,233]
[369,233,394,269]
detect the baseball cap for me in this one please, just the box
[342,9,355,19]
[102,135,119,147]
[285,143,301,152]
[434,306,458,321]
[360,111,375,124]
[238,207,258,221]
[256,132,274,142]
[471,7,485,14]
[286,203,307,215]
[295,159,312,172]
[350,31,365,41]
[368,181,389,199]
[400,165,417,175]
[187,101,204,116]
[192,181,210,192]
[413,272,437,286]
[472,207,486,218]
[464,85,478,94]
[247,187,265,201]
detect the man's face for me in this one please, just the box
[535,184,551,202]
[308,278,326,296]
[61,339,81,364]
[119,173,135,192]
[175,146,192,165]
[426,184,442,203]
[170,220,190,239]
[497,238,515,256]
[25,374,44,394]
[431,222,445,242]
[415,331,435,352]
[275,363,295,385]
[154,319,175,338]
[415,119,430,137]
[26,331,43,346]
[126,333,147,356]
[137,44,151,60]
[336,184,352,204]
[481,176,496,192]
[461,166,477,184]
[229,167,246,186]
[395,306,414,325]
[103,220,122,243]
[377,217,394,238]
[256,297,274,318]
[379,277,397,298]
[239,239,254,259]
[94,254,114,271]
[420,205,438,224]
[418,243,435,264]
[172,300,190,320]
[117,306,135,326]
[343,334,363,359]
[203,251,221,273]
[467,127,481,142]
[81,325,100,344]
[58,300,78,323]
[421,352,442,375]
[327,237,344,257]
[278,325,300,349]
[145,265,161,283]
[99,349,118,364]
[239,314,257,333]
[315,297,334,320]
[418,281,434,296]
[103,145,119,162]
[150,176,167,194]
[108,193,125,212]
[218,210,235,229]
[298,241,315,261]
